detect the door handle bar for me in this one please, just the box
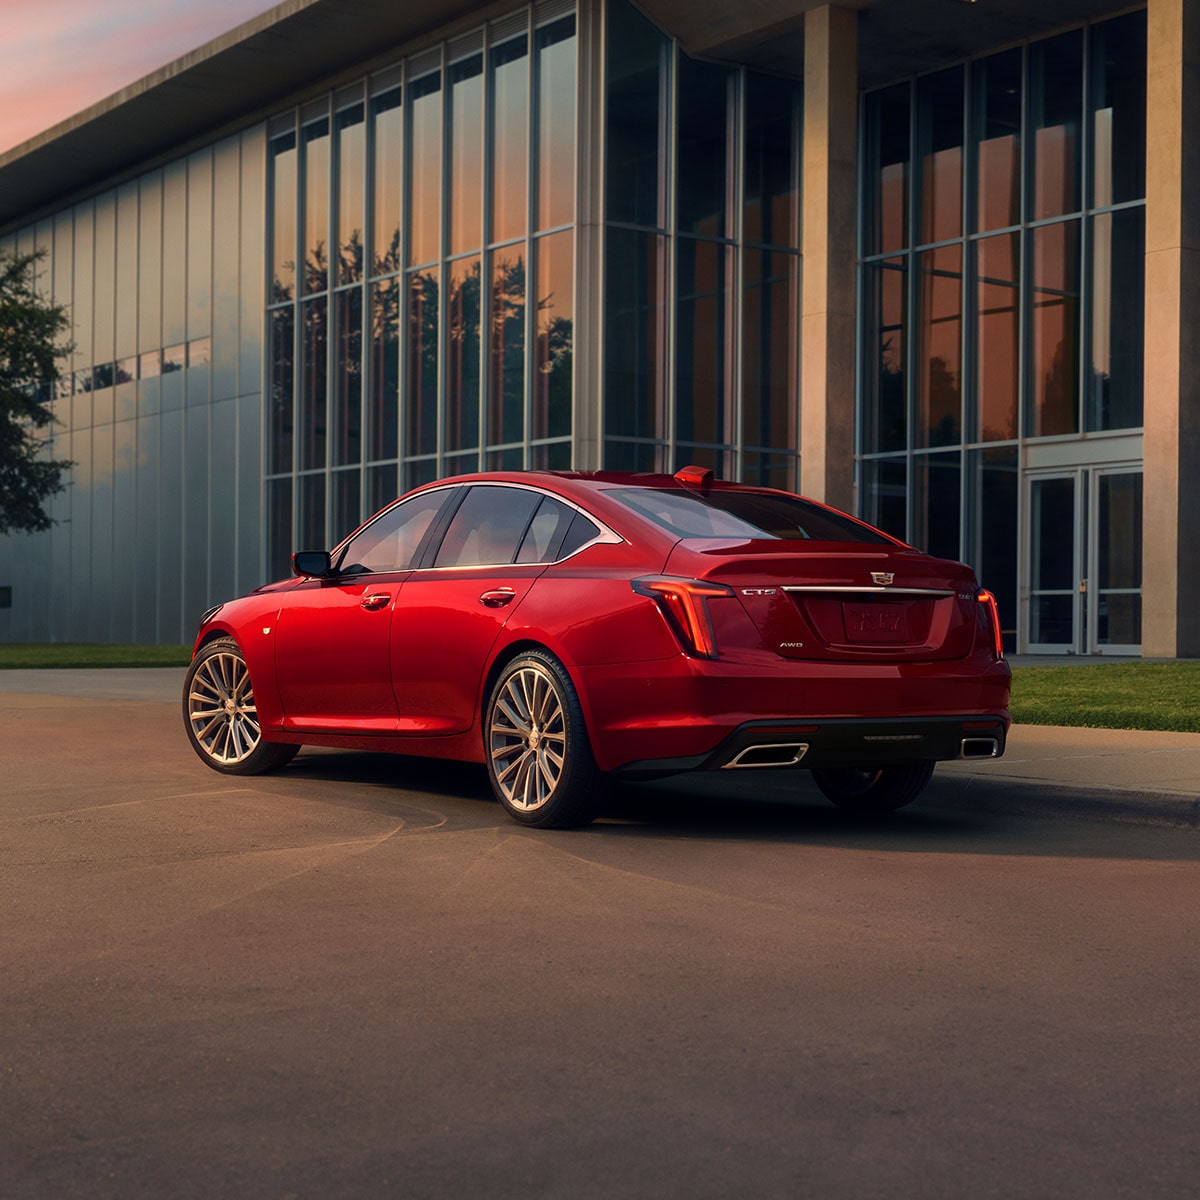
[479,588,516,608]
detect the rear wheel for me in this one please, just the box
[811,761,935,814]
[485,650,600,828]
[183,637,299,775]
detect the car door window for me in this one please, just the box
[434,486,543,568]
[336,489,449,575]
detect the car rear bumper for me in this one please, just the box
[574,654,1012,774]
[613,714,1009,777]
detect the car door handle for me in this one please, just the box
[360,593,391,611]
[479,588,516,608]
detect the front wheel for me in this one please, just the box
[485,650,600,828]
[811,761,935,815]
[183,637,299,775]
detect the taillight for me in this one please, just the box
[977,589,1004,660]
[632,576,734,659]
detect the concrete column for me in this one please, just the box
[800,4,857,510]
[1143,0,1200,658]
[572,0,605,470]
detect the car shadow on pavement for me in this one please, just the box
[278,749,1200,862]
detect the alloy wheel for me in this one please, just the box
[488,664,567,812]
[187,650,262,765]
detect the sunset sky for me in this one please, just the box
[0,0,282,155]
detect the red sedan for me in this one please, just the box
[183,468,1011,827]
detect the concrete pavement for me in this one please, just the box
[2,666,1198,827]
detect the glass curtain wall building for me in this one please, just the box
[859,9,1147,653]
[602,1,803,486]
[0,0,1178,656]
[261,0,801,581]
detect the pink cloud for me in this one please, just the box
[0,0,281,155]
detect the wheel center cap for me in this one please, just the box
[225,700,237,714]
[528,730,541,750]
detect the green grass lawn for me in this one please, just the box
[0,643,191,669]
[2,646,1197,733]
[1010,662,1200,733]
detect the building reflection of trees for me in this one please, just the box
[272,233,573,470]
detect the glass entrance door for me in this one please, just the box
[1090,468,1143,654]
[1023,466,1143,654]
[1026,473,1080,652]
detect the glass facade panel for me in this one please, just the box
[336,104,366,285]
[915,243,962,447]
[971,49,1021,233]
[490,37,528,245]
[604,228,666,445]
[1029,31,1083,221]
[270,132,298,302]
[1089,207,1144,431]
[861,458,907,542]
[489,247,525,447]
[742,250,797,455]
[1090,12,1146,209]
[371,92,403,276]
[675,239,728,447]
[407,268,439,456]
[917,68,963,246]
[677,56,732,239]
[298,472,326,551]
[368,278,400,461]
[605,0,665,228]
[864,84,910,256]
[533,231,573,440]
[333,288,362,466]
[449,56,484,255]
[302,118,331,294]
[744,74,798,249]
[1029,219,1080,437]
[973,232,1019,441]
[332,467,363,543]
[300,296,328,470]
[447,256,482,453]
[408,73,442,266]
[536,17,576,231]
[862,258,906,454]
[912,451,960,560]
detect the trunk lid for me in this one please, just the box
[665,539,981,662]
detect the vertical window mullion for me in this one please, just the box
[664,40,678,468]
[437,44,449,475]
[730,69,744,479]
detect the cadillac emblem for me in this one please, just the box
[871,572,895,586]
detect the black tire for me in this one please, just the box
[484,649,600,828]
[811,761,936,815]
[183,636,299,776]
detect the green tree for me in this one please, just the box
[0,250,72,535]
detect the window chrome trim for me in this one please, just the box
[331,479,623,576]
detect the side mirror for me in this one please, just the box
[292,550,333,578]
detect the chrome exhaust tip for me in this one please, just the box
[960,737,1000,759]
[723,743,809,769]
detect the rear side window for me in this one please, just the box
[516,498,575,563]
[609,488,893,544]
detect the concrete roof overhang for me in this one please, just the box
[637,0,1139,84]
[0,0,1140,235]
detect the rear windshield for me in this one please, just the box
[608,488,893,544]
